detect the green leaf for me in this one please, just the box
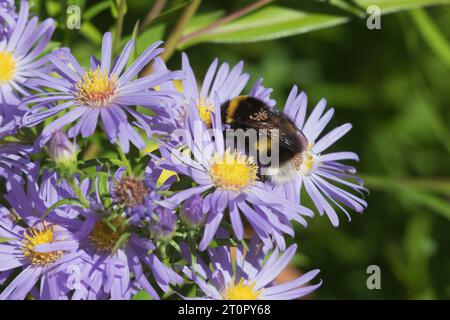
[112,232,131,254]
[134,24,167,56]
[180,5,347,47]
[179,0,450,48]
[44,198,87,217]
[183,10,225,34]
[83,1,111,22]
[407,190,450,220]
[364,175,450,220]
[131,290,152,300]
[358,0,450,14]
[80,21,103,45]
[410,8,450,68]
[110,0,118,18]
[97,174,112,207]
[150,0,193,25]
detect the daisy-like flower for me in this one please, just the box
[0,169,85,300]
[71,212,182,300]
[158,98,314,251]
[69,174,183,300]
[73,215,184,300]
[0,0,54,117]
[154,53,274,130]
[269,86,367,226]
[179,52,250,128]
[22,32,181,153]
[181,239,321,300]
[0,212,83,300]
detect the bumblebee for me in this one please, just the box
[221,96,309,183]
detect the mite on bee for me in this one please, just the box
[220,96,309,183]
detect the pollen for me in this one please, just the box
[198,104,214,128]
[0,51,16,83]
[209,149,258,192]
[90,216,127,251]
[75,67,117,107]
[293,143,321,176]
[223,278,262,300]
[195,97,214,128]
[21,223,64,267]
[116,176,148,208]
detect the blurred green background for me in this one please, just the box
[32,0,450,299]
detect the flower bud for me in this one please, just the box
[47,130,77,172]
[180,194,205,226]
[149,206,177,240]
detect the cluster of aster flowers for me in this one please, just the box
[0,1,367,300]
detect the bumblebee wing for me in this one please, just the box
[278,130,301,152]
[269,114,305,154]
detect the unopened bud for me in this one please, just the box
[47,130,77,172]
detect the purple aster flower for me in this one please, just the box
[158,97,314,251]
[181,239,321,300]
[0,169,86,299]
[22,32,182,153]
[0,0,54,118]
[70,208,183,300]
[0,211,83,300]
[0,165,182,300]
[269,86,367,226]
[154,53,274,130]
[178,52,250,128]
[68,169,183,300]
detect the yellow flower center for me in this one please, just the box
[223,279,262,300]
[0,51,16,83]
[21,223,64,267]
[75,68,117,107]
[209,149,258,192]
[90,216,127,251]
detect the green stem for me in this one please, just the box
[410,8,450,69]
[141,0,202,76]
[140,0,167,32]
[179,0,272,46]
[116,144,133,175]
[68,179,90,207]
[362,175,450,196]
[113,0,127,55]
